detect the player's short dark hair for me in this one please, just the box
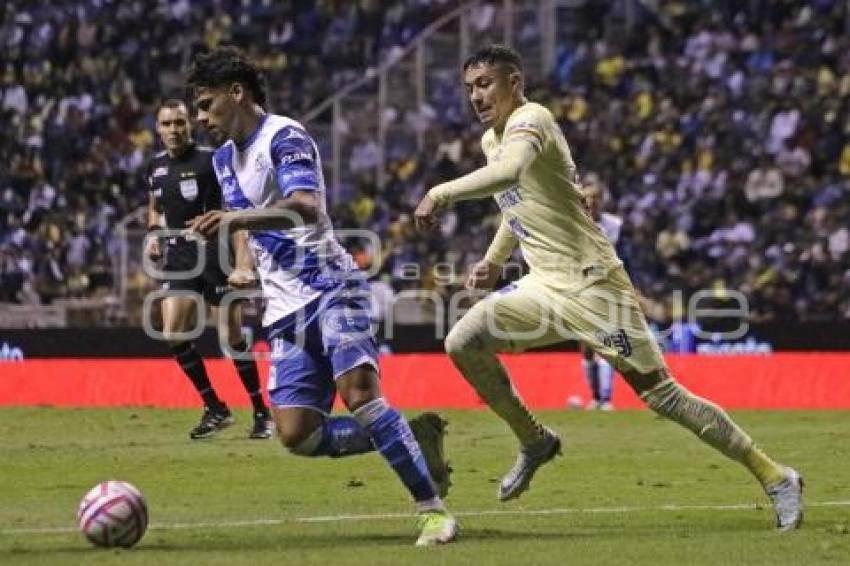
[463,44,523,75]
[156,98,187,115]
[186,46,267,107]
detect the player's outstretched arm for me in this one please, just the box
[185,191,319,237]
[465,219,517,290]
[227,229,257,289]
[428,140,537,206]
[414,140,537,231]
[483,218,518,266]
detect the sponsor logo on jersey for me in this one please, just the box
[497,185,523,210]
[179,178,199,201]
[279,151,313,165]
[507,216,529,239]
[152,166,168,177]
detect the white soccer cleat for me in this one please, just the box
[415,510,458,547]
[765,467,804,531]
[498,427,561,502]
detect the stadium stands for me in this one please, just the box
[1,0,848,325]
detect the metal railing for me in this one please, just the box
[301,0,557,204]
[105,1,561,324]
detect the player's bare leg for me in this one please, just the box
[444,300,560,502]
[580,343,601,409]
[215,301,272,439]
[624,367,803,530]
[162,295,233,439]
[270,366,457,546]
[336,365,457,546]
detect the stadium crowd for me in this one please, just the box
[1,0,848,323]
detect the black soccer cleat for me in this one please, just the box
[249,410,274,440]
[189,405,235,440]
[409,412,453,499]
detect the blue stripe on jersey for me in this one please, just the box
[263,276,370,340]
[270,125,321,198]
[213,144,254,210]
[252,230,346,292]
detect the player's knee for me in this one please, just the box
[445,323,486,358]
[278,424,320,455]
[337,365,380,412]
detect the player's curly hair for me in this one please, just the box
[463,44,523,74]
[186,46,267,107]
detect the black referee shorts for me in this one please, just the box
[160,238,229,306]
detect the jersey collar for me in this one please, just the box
[236,114,268,151]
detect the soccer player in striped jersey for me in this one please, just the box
[185,47,457,546]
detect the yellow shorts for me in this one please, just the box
[461,266,666,375]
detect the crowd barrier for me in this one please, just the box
[2,353,849,409]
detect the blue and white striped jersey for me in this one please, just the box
[211,114,360,333]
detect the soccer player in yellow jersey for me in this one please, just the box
[414,45,803,531]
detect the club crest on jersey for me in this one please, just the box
[255,153,270,172]
[596,328,633,358]
[179,178,199,201]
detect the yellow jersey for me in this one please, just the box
[483,102,621,290]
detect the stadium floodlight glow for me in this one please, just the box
[142,289,206,343]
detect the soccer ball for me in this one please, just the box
[76,480,148,548]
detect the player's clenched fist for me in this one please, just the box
[227,268,258,289]
[185,210,238,237]
[465,259,501,291]
[413,194,442,232]
[144,233,162,261]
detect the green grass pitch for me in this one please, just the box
[1,407,848,565]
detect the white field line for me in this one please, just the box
[3,500,849,536]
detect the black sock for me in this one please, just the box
[170,342,222,409]
[231,341,266,413]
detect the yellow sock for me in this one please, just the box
[743,445,785,487]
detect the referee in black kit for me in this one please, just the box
[145,99,272,440]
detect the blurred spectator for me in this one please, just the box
[0,0,847,325]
